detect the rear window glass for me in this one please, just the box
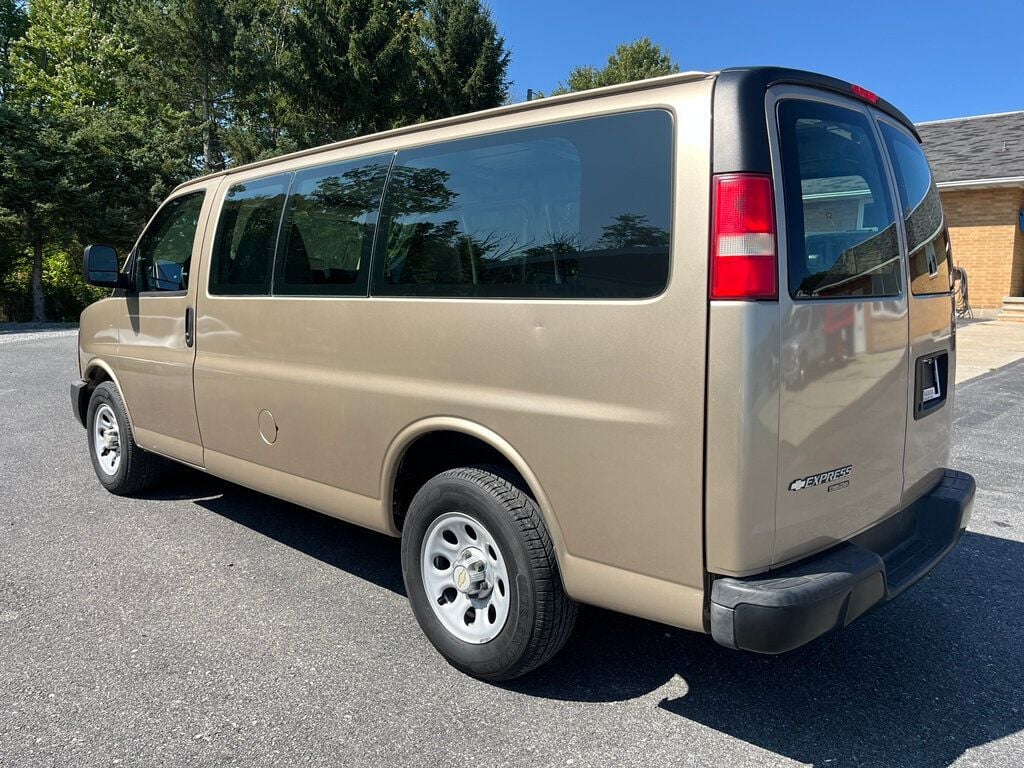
[778,100,902,299]
[210,174,289,295]
[879,122,951,296]
[372,110,673,299]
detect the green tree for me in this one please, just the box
[414,0,510,121]
[0,0,29,304]
[126,0,237,172]
[0,0,515,321]
[3,0,110,321]
[552,37,679,94]
[265,0,510,149]
[2,0,191,320]
[0,0,27,99]
[280,0,420,146]
[221,0,300,164]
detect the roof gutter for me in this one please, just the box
[936,176,1024,191]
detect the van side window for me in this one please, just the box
[372,110,672,299]
[778,100,902,299]
[879,123,952,296]
[275,154,393,296]
[210,174,289,295]
[135,192,205,292]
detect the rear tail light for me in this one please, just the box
[710,173,778,300]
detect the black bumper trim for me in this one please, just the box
[710,469,976,654]
[71,379,89,428]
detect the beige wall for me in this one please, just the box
[940,187,1024,309]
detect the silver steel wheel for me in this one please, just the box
[92,403,121,476]
[421,511,511,644]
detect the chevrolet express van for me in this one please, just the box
[73,67,976,680]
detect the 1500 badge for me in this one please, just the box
[788,465,853,492]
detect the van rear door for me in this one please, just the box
[874,120,956,503]
[770,88,910,565]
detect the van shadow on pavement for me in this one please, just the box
[505,530,1023,768]
[150,468,1021,768]
[143,466,405,596]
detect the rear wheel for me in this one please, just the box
[401,466,577,681]
[86,381,163,495]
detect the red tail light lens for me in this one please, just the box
[710,174,778,300]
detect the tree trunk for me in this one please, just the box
[202,75,213,171]
[31,236,46,323]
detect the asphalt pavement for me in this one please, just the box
[1,328,1023,768]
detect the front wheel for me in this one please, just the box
[401,467,578,681]
[86,381,163,495]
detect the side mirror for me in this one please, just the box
[83,244,127,288]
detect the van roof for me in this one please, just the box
[174,66,916,192]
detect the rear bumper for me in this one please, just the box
[710,469,975,654]
[71,379,89,428]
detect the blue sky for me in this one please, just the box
[490,0,1023,123]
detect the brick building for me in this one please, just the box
[917,111,1024,317]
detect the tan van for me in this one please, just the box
[73,67,976,680]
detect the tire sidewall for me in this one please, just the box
[401,474,539,679]
[86,384,129,491]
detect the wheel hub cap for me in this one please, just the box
[92,403,122,476]
[420,512,511,644]
[453,548,489,596]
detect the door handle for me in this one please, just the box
[185,306,194,348]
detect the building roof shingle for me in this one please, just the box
[916,111,1024,186]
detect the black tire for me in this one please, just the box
[401,466,578,681]
[86,381,164,495]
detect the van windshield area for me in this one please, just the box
[777,100,902,300]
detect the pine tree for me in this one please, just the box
[415,0,510,121]
[127,0,237,172]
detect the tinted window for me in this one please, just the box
[135,192,205,292]
[210,174,289,295]
[275,154,392,295]
[880,122,952,296]
[778,100,902,299]
[372,110,672,299]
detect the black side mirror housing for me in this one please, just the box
[83,244,128,289]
